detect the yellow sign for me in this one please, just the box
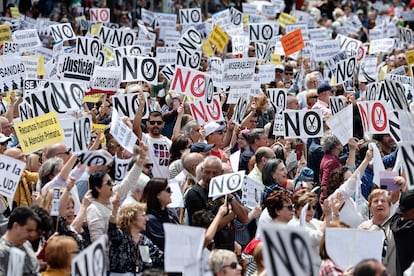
[92,123,107,147]
[406,50,414,76]
[90,23,102,36]
[10,7,19,18]
[103,45,114,62]
[243,14,249,26]
[208,25,230,54]
[201,40,214,57]
[83,93,103,103]
[278,13,298,28]
[0,25,11,44]
[271,54,281,65]
[37,55,45,77]
[14,112,65,153]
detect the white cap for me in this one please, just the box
[204,121,225,137]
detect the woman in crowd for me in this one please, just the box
[209,249,243,276]
[42,235,79,276]
[169,135,192,178]
[142,178,180,251]
[108,201,164,274]
[262,158,293,192]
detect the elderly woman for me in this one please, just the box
[359,189,399,276]
[42,235,79,276]
[142,178,180,251]
[108,201,163,274]
[209,249,243,276]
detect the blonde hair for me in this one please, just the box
[45,235,78,269]
[208,249,237,274]
[368,189,391,208]
[117,202,147,233]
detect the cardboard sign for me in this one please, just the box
[268,88,287,114]
[120,56,158,84]
[0,24,11,44]
[11,29,41,51]
[110,109,138,153]
[160,64,175,81]
[336,34,361,53]
[176,49,200,69]
[312,40,340,62]
[329,96,346,116]
[278,12,298,28]
[112,93,149,120]
[241,176,262,209]
[208,171,245,198]
[208,24,229,53]
[72,116,92,153]
[248,23,279,43]
[89,66,122,94]
[281,29,304,56]
[382,78,410,111]
[98,26,135,47]
[177,26,202,57]
[57,53,96,83]
[369,38,395,54]
[357,101,389,135]
[0,154,26,199]
[261,224,314,276]
[170,66,213,103]
[326,104,353,145]
[156,47,177,65]
[72,235,107,275]
[113,156,132,185]
[50,188,61,216]
[232,96,249,126]
[399,141,414,189]
[209,57,223,88]
[232,35,249,55]
[335,56,357,84]
[113,45,150,66]
[14,112,65,153]
[189,95,224,125]
[230,7,243,26]
[49,23,76,42]
[222,57,256,86]
[77,150,113,166]
[284,109,324,139]
[89,8,110,23]
[257,65,275,84]
[179,8,202,25]
[0,55,25,93]
[76,36,103,59]
[308,28,329,41]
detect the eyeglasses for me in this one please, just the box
[222,261,238,269]
[149,121,163,126]
[106,179,114,186]
[144,163,153,169]
[164,186,172,193]
[285,72,294,75]
[56,148,71,156]
[284,204,295,211]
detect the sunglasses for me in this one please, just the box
[285,72,294,75]
[308,205,317,210]
[284,204,295,211]
[0,141,7,146]
[106,179,114,186]
[222,261,238,269]
[144,163,153,169]
[149,121,163,126]
[164,186,172,193]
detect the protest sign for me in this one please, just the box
[12,29,41,51]
[77,150,113,167]
[168,179,184,208]
[278,12,298,28]
[308,28,329,41]
[229,150,240,173]
[72,116,92,153]
[0,154,26,199]
[120,56,158,85]
[222,58,256,86]
[232,35,249,55]
[208,171,245,198]
[89,66,122,94]
[50,188,61,216]
[329,96,346,116]
[249,23,279,42]
[98,25,135,47]
[357,101,389,135]
[399,141,414,189]
[3,41,19,56]
[7,248,25,276]
[160,64,175,81]
[156,47,177,65]
[257,65,275,84]
[241,176,262,209]
[0,24,11,44]
[326,228,383,271]
[284,110,324,139]
[336,34,361,53]
[176,49,201,69]
[273,114,285,136]
[369,38,395,54]
[89,8,110,23]
[110,109,138,153]
[335,56,357,84]
[358,56,378,82]
[268,88,287,114]
[179,8,202,25]
[285,22,308,39]
[76,36,103,59]
[14,112,64,154]
[58,53,96,83]
[232,96,249,126]
[261,224,314,276]
[177,26,202,56]
[113,45,151,66]
[382,78,410,111]
[326,104,353,145]
[112,92,149,120]
[281,29,304,56]
[72,235,107,276]
[312,40,340,62]
[0,55,25,93]
[208,24,229,53]
[164,224,205,273]
[189,95,224,125]
[379,171,400,191]
[49,23,76,42]
[114,156,132,185]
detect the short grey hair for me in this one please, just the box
[202,156,222,170]
[182,120,199,136]
[38,157,64,187]
[321,131,341,154]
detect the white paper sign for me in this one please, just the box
[284,109,324,139]
[326,104,354,145]
[7,248,25,276]
[72,235,107,275]
[168,179,184,208]
[241,176,262,209]
[208,171,245,198]
[110,109,138,153]
[0,155,26,199]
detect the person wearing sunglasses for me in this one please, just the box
[142,178,179,251]
[209,249,242,276]
[134,96,172,179]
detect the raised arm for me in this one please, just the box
[133,92,145,140]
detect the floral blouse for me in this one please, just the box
[108,222,164,273]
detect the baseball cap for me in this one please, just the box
[190,142,215,153]
[204,121,225,137]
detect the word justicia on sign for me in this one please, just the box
[61,56,94,75]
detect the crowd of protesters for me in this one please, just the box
[0,0,414,275]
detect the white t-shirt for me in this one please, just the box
[142,133,172,178]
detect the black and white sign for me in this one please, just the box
[49,23,76,42]
[208,171,245,198]
[0,155,26,199]
[284,110,324,139]
[121,56,158,85]
[179,8,202,25]
[90,8,110,23]
[72,235,107,276]
[98,26,135,47]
